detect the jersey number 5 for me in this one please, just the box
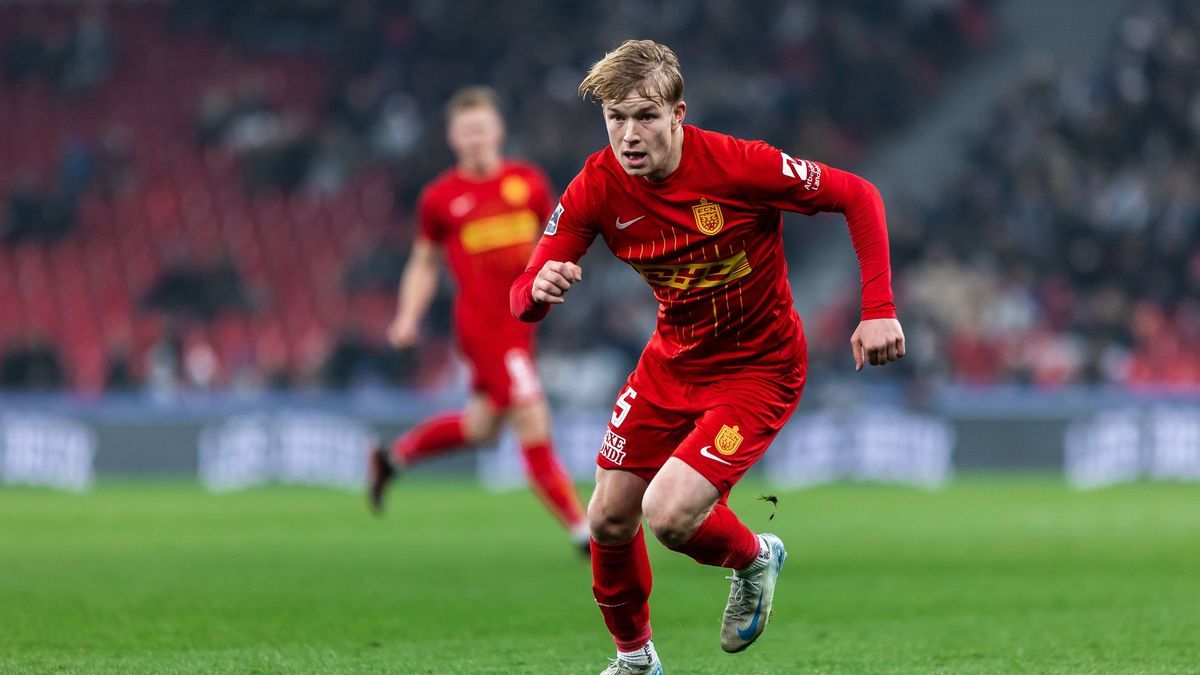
[611,386,638,428]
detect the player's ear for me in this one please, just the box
[672,100,686,128]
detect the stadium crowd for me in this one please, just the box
[0,0,997,394]
[810,0,1200,388]
[173,0,996,198]
[17,0,1200,393]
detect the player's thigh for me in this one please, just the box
[461,338,543,412]
[642,457,720,535]
[588,466,649,543]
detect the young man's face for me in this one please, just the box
[447,105,504,170]
[604,96,685,181]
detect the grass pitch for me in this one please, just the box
[1,477,1197,674]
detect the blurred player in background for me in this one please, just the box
[369,86,589,553]
[511,41,904,673]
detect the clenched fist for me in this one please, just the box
[850,318,905,371]
[531,261,583,305]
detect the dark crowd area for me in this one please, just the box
[809,0,1200,389]
[45,0,1200,398]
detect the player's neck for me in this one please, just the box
[643,126,685,183]
[457,156,503,181]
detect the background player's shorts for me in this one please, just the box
[458,330,541,409]
[597,355,804,495]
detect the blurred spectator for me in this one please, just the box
[817,0,1200,388]
[141,258,251,320]
[59,2,114,96]
[103,347,136,391]
[3,171,76,243]
[93,125,137,199]
[2,4,113,95]
[0,338,66,390]
[3,18,48,84]
[319,327,417,390]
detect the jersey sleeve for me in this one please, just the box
[509,167,600,322]
[416,186,445,243]
[739,140,896,320]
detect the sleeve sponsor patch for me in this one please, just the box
[545,203,563,235]
[780,152,822,191]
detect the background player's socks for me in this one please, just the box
[390,413,467,465]
[592,529,654,651]
[617,640,659,667]
[669,502,760,569]
[571,523,592,558]
[520,441,587,529]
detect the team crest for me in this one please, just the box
[692,198,724,235]
[714,424,743,456]
[500,175,531,207]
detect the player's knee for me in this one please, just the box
[587,499,640,544]
[642,493,699,548]
[462,415,500,445]
[509,399,550,442]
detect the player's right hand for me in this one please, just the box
[531,261,582,305]
[386,316,418,349]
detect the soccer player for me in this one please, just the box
[369,86,589,553]
[510,41,904,673]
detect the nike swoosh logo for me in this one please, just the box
[737,590,766,640]
[699,445,732,466]
[615,215,645,230]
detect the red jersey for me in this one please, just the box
[510,125,895,379]
[419,160,555,339]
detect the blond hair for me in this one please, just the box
[444,85,501,119]
[578,39,684,106]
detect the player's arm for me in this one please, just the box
[816,167,904,371]
[510,176,599,322]
[387,236,441,348]
[742,143,904,370]
[514,167,584,314]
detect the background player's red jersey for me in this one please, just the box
[511,125,895,379]
[420,160,555,340]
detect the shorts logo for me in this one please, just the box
[715,424,743,456]
[692,198,724,235]
[699,446,732,466]
[601,429,627,465]
[545,203,563,235]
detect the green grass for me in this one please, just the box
[1,477,1198,674]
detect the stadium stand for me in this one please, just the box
[0,0,995,393]
[811,0,1200,388]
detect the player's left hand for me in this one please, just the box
[850,318,905,372]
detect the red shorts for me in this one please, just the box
[457,330,541,409]
[597,355,805,495]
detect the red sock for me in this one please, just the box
[520,442,586,529]
[390,413,467,465]
[591,528,653,651]
[669,501,760,569]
